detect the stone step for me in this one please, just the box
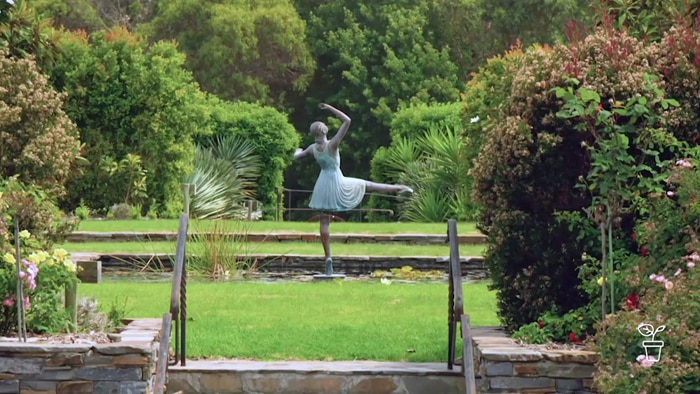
[167,360,465,394]
[66,231,487,245]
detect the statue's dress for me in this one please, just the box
[309,144,366,212]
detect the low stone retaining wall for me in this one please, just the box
[73,253,488,279]
[0,318,162,394]
[473,337,599,393]
[67,231,487,245]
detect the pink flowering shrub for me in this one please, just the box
[592,163,700,393]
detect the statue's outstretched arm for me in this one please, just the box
[321,103,351,151]
[294,144,314,160]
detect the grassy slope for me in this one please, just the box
[79,281,498,361]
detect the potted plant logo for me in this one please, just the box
[637,323,665,363]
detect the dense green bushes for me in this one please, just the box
[51,28,211,217]
[206,100,299,219]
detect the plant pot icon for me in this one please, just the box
[642,340,664,362]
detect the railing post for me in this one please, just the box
[169,214,189,366]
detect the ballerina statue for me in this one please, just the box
[294,103,413,276]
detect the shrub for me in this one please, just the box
[593,163,700,392]
[0,46,80,198]
[0,196,78,335]
[107,203,133,220]
[1,179,77,248]
[206,99,299,220]
[471,27,693,330]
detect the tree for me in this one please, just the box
[143,0,315,107]
[27,0,159,32]
[480,0,594,50]
[49,28,212,216]
[0,0,61,69]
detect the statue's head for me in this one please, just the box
[310,121,328,138]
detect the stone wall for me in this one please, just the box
[0,318,162,394]
[473,337,599,393]
[66,231,487,245]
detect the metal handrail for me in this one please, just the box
[446,219,476,394]
[153,313,172,394]
[169,214,189,367]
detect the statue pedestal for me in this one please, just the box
[313,274,346,281]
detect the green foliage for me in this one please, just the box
[368,102,463,220]
[106,295,130,329]
[371,265,445,281]
[29,0,158,32]
[100,153,148,206]
[1,179,78,248]
[480,0,594,50]
[74,200,90,220]
[472,29,664,330]
[50,28,211,216]
[206,100,299,219]
[143,0,314,106]
[512,322,553,344]
[593,166,700,392]
[595,0,700,42]
[185,135,261,220]
[295,0,462,177]
[0,0,61,68]
[0,45,80,198]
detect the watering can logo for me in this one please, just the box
[637,323,665,364]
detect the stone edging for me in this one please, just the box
[0,318,162,393]
[473,336,599,393]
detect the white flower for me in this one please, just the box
[676,159,693,168]
[380,278,392,285]
[470,116,480,123]
[19,230,30,239]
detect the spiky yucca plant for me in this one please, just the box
[185,135,261,219]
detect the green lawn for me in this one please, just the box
[79,280,498,361]
[77,219,480,235]
[61,241,486,257]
